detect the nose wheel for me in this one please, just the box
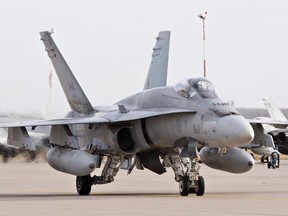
[179,175,205,196]
[166,147,205,196]
[179,176,189,196]
[194,176,205,196]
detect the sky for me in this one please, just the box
[0,0,288,117]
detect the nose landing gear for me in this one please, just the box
[179,175,205,196]
[261,152,280,169]
[168,152,205,196]
[267,152,280,169]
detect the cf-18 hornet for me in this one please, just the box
[246,98,288,168]
[261,98,288,156]
[0,31,255,196]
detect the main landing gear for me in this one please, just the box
[76,152,205,196]
[168,153,205,196]
[261,152,280,169]
[76,154,122,195]
[76,175,92,195]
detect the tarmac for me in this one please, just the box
[0,159,288,216]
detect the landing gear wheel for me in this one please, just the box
[76,174,92,195]
[179,176,189,196]
[267,162,271,169]
[261,155,268,164]
[195,176,205,196]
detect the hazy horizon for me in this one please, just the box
[1,1,288,115]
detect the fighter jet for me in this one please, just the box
[243,98,288,169]
[249,98,288,168]
[262,98,288,156]
[0,31,255,196]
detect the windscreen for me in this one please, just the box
[174,78,218,100]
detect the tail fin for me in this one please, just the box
[143,31,170,90]
[263,98,287,121]
[40,31,94,115]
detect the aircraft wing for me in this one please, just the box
[248,118,288,128]
[0,115,109,128]
[0,108,196,128]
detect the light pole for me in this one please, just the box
[198,12,207,78]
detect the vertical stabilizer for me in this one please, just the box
[40,31,94,115]
[143,31,170,90]
[263,98,287,121]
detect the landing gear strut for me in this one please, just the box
[168,152,205,196]
[76,154,123,195]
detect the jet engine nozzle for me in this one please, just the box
[217,115,254,147]
[199,146,254,173]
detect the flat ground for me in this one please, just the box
[0,159,287,216]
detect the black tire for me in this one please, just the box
[261,156,268,163]
[76,175,92,195]
[179,176,189,196]
[195,176,205,196]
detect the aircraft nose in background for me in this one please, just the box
[217,115,254,147]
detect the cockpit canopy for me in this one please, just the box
[173,78,218,100]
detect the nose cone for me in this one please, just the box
[217,115,254,147]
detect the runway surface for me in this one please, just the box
[0,159,287,216]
